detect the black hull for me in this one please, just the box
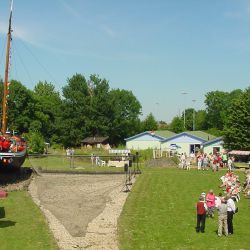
[0,150,27,170]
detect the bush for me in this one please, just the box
[25,132,45,154]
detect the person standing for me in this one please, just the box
[227,195,236,234]
[206,189,216,218]
[196,196,207,233]
[217,199,228,237]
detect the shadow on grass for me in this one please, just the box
[0,220,16,228]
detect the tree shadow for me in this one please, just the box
[0,220,16,228]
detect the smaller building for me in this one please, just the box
[125,130,176,150]
[161,131,211,155]
[202,137,224,155]
[81,136,110,149]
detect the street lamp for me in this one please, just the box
[192,99,196,131]
[181,92,188,129]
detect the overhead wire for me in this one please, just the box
[11,40,34,85]
[18,39,58,84]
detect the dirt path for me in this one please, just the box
[29,173,133,249]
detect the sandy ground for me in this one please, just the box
[29,173,133,250]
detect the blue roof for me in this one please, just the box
[125,131,165,141]
[202,137,223,146]
[161,132,207,143]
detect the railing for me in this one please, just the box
[24,154,141,173]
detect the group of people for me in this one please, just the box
[179,151,236,172]
[243,170,250,201]
[196,171,240,236]
[196,152,235,172]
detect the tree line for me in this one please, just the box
[0,73,249,151]
[159,87,250,150]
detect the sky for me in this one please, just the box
[0,0,250,122]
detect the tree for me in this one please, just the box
[32,81,62,143]
[142,113,158,131]
[169,116,184,133]
[158,120,169,130]
[4,80,35,133]
[60,74,90,146]
[204,90,242,130]
[182,108,194,131]
[224,87,250,150]
[109,89,142,144]
[25,131,45,154]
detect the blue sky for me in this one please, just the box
[0,0,250,122]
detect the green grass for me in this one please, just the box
[0,191,58,250]
[24,155,125,172]
[118,168,250,249]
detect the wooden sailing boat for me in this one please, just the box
[0,0,27,170]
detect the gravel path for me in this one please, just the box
[28,173,134,250]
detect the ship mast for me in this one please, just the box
[2,0,13,134]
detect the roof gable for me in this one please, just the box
[162,132,207,143]
[125,131,165,142]
[202,137,223,146]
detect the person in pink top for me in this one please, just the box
[206,189,216,218]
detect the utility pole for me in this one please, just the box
[192,99,196,131]
[181,92,188,129]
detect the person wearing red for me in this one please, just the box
[196,196,207,233]
[206,189,216,218]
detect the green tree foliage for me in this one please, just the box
[60,74,90,146]
[182,108,194,131]
[195,110,207,130]
[142,113,158,131]
[158,120,169,130]
[59,74,142,146]
[32,81,62,143]
[169,116,184,133]
[109,89,142,144]
[25,131,45,154]
[205,89,242,130]
[224,87,250,150]
[6,80,35,133]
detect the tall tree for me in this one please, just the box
[204,89,242,130]
[109,89,141,144]
[169,116,184,133]
[32,81,62,143]
[60,74,90,146]
[142,113,158,131]
[224,87,250,150]
[3,80,35,133]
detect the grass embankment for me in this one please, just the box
[0,191,58,250]
[118,168,250,249]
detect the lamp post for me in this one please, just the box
[181,92,188,129]
[192,99,196,131]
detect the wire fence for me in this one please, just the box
[24,154,141,174]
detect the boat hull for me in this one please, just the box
[0,150,27,170]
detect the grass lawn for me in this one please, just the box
[118,167,250,249]
[24,155,124,173]
[0,191,58,250]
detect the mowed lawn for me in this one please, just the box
[118,167,250,250]
[0,191,58,250]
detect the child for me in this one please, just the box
[196,196,207,233]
